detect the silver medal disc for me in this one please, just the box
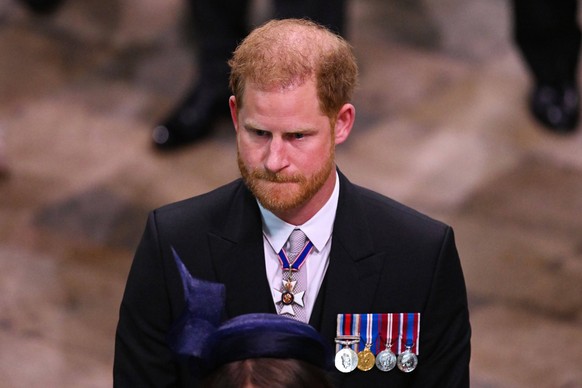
[375,349,397,372]
[397,349,418,373]
[335,347,358,373]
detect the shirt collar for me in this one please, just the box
[259,171,340,253]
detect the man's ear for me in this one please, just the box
[229,96,239,132]
[334,103,355,145]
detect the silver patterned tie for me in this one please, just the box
[276,229,309,322]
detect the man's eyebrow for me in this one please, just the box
[243,122,265,131]
[242,121,315,133]
[287,127,316,134]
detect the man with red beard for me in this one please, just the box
[114,19,471,387]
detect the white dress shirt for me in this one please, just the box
[258,172,340,321]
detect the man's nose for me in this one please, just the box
[264,138,289,172]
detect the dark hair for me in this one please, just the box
[201,358,334,388]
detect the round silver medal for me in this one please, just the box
[375,349,397,372]
[397,349,418,373]
[335,347,358,373]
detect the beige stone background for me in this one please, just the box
[1,0,581,386]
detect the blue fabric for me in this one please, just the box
[167,247,225,358]
[202,313,333,372]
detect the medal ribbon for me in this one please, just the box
[355,314,361,351]
[278,241,314,271]
[358,314,366,352]
[400,313,420,354]
[359,313,377,352]
[366,314,374,351]
[336,313,420,355]
[335,313,360,353]
[405,313,413,348]
[379,312,396,353]
[366,314,375,352]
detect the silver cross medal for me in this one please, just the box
[275,275,305,316]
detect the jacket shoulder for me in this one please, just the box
[152,179,247,227]
[351,183,449,235]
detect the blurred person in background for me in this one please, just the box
[14,0,349,149]
[512,0,580,133]
[17,0,64,14]
[151,0,348,151]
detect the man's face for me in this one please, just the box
[231,79,336,215]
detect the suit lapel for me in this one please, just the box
[313,172,387,341]
[209,183,276,318]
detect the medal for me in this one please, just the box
[397,347,418,373]
[335,313,421,374]
[335,345,359,373]
[334,336,359,373]
[274,279,305,316]
[274,241,312,317]
[335,314,361,373]
[376,347,397,372]
[357,346,375,371]
[376,313,396,371]
[397,313,420,373]
[357,314,376,371]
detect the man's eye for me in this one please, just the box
[293,133,305,140]
[255,130,268,137]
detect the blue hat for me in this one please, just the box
[201,313,332,372]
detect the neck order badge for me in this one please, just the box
[335,313,420,373]
[274,230,313,321]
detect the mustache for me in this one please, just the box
[250,170,305,183]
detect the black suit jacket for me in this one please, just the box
[114,172,471,387]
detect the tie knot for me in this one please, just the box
[286,229,307,261]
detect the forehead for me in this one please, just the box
[239,81,330,131]
[242,80,322,114]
